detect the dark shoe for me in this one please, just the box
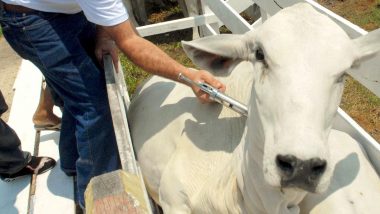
[0,156,56,182]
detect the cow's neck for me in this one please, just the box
[191,107,304,213]
[235,95,307,214]
[191,154,243,213]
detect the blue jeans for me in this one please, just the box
[0,8,121,207]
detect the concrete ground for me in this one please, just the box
[0,37,22,122]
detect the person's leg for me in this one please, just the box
[0,89,29,174]
[33,82,61,130]
[59,106,78,176]
[0,90,55,181]
[0,11,120,206]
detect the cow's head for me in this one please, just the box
[182,3,380,193]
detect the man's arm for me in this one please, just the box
[99,20,226,103]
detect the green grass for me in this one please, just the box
[121,40,195,95]
[120,54,151,95]
[0,26,3,38]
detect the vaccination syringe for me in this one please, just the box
[178,73,248,117]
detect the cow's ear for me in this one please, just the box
[353,28,380,62]
[182,34,248,75]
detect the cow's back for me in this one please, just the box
[128,62,253,203]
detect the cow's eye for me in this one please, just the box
[255,48,265,61]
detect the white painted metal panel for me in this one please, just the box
[201,24,219,36]
[251,17,263,29]
[0,60,42,214]
[252,0,282,15]
[226,0,254,14]
[200,1,220,37]
[137,14,220,37]
[204,0,252,34]
[334,109,380,174]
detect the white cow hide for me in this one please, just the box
[299,130,380,214]
[128,3,380,214]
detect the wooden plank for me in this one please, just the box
[85,170,149,214]
[0,60,42,214]
[33,126,76,214]
[204,0,252,34]
[137,14,221,37]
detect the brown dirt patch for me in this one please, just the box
[317,0,380,30]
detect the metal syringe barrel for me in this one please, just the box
[198,82,248,116]
[178,73,248,117]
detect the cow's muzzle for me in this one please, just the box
[276,154,327,192]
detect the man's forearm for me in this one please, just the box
[103,21,192,83]
[121,35,188,80]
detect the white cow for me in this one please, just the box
[128,3,380,213]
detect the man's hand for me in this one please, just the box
[185,70,226,103]
[95,26,119,69]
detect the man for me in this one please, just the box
[0,0,225,208]
[0,89,56,182]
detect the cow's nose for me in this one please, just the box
[276,155,327,191]
[276,154,297,177]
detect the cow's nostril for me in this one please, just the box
[276,155,297,177]
[310,158,327,177]
[277,156,327,191]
